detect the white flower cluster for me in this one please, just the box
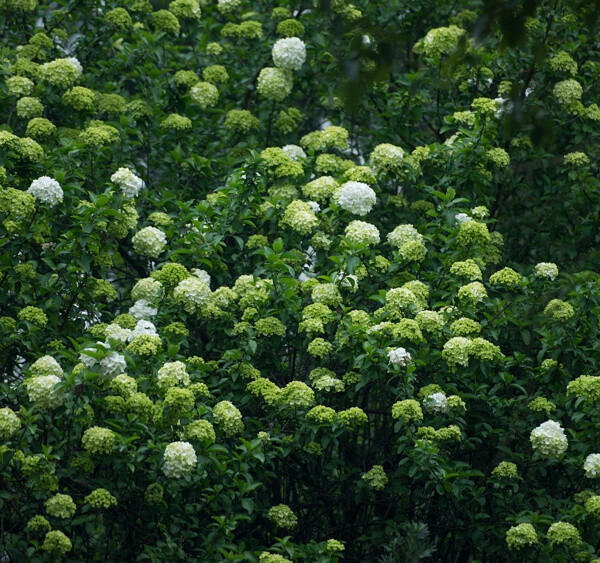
[530,420,568,458]
[110,167,145,198]
[27,176,64,207]
[100,351,127,378]
[129,299,157,320]
[173,277,211,313]
[130,319,157,340]
[584,453,600,478]
[424,392,448,413]
[534,262,559,281]
[131,227,167,258]
[455,213,472,224]
[191,269,211,287]
[272,38,306,71]
[337,181,376,216]
[282,144,307,161]
[370,143,404,173]
[387,347,411,366]
[162,441,197,478]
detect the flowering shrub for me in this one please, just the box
[1,0,599,561]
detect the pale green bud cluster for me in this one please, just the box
[391,399,423,423]
[25,117,56,140]
[0,407,21,440]
[307,337,333,357]
[280,200,318,234]
[39,59,79,88]
[42,530,72,554]
[82,426,117,454]
[528,397,556,414]
[224,109,260,133]
[190,81,219,108]
[105,7,132,29]
[534,262,559,280]
[544,299,574,320]
[450,317,481,336]
[547,522,581,548]
[26,515,51,533]
[257,67,293,101]
[553,79,583,107]
[84,488,118,509]
[132,278,163,302]
[415,310,444,333]
[127,334,162,356]
[489,267,522,288]
[306,405,336,424]
[506,523,538,550]
[338,407,368,428]
[548,51,578,75]
[45,493,76,518]
[585,496,600,519]
[415,25,464,58]
[456,221,491,247]
[267,504,298,529]
[345,220,380,246]
[16,96,43,118]
[362,465,388,490]
[262,148,304,177]
[457,282,487,305]
[161,113,192,130]
[485,147,510,168]
[491,461,518,479]
[370,143,404,174]
[183,420,216,444]
[6,75,34,96]
[302,176,338,202]
[169,0,200,19]
[213,400,244,436]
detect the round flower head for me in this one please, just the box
[190,81,219,109]
[272,37,306,70]
[132,227,167,258]
[42,530,72,555]
[45,493,76,519]
[173,277,211,313]
[65,57,83,76]
[130,320,157,339]
[24,375,64,409]
[530,420,568,458]
[256,67,293,101]
[111,167,145,199]
[370,143,404,174]
[584,454,600,478]
[387,347,411,366]
[30,355,63,377]
[99,351,127,378]
[128,299,157,320]
[27,176,63,207]
[157,361,190,389]
[213,400,244,437]
[282,144,307,161]
[162,441,197,478]
[344,220,380,246]
[268,504,298,528]
[82,426,117,454]
[362,465,388,490]
[534,262,559,281]
[506,523,538,550]
[547,522,581,548]
[424,392,448,413]
[0,407,21,441]
[337,181,376,216]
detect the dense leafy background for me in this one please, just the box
[1,0,599,561]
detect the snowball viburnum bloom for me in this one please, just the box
[388,347,411,366]
[162,441,197,478]
[27,176,64,207]
[337,181,376,216]
[272,37,306,71]
[110,167,145,198]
